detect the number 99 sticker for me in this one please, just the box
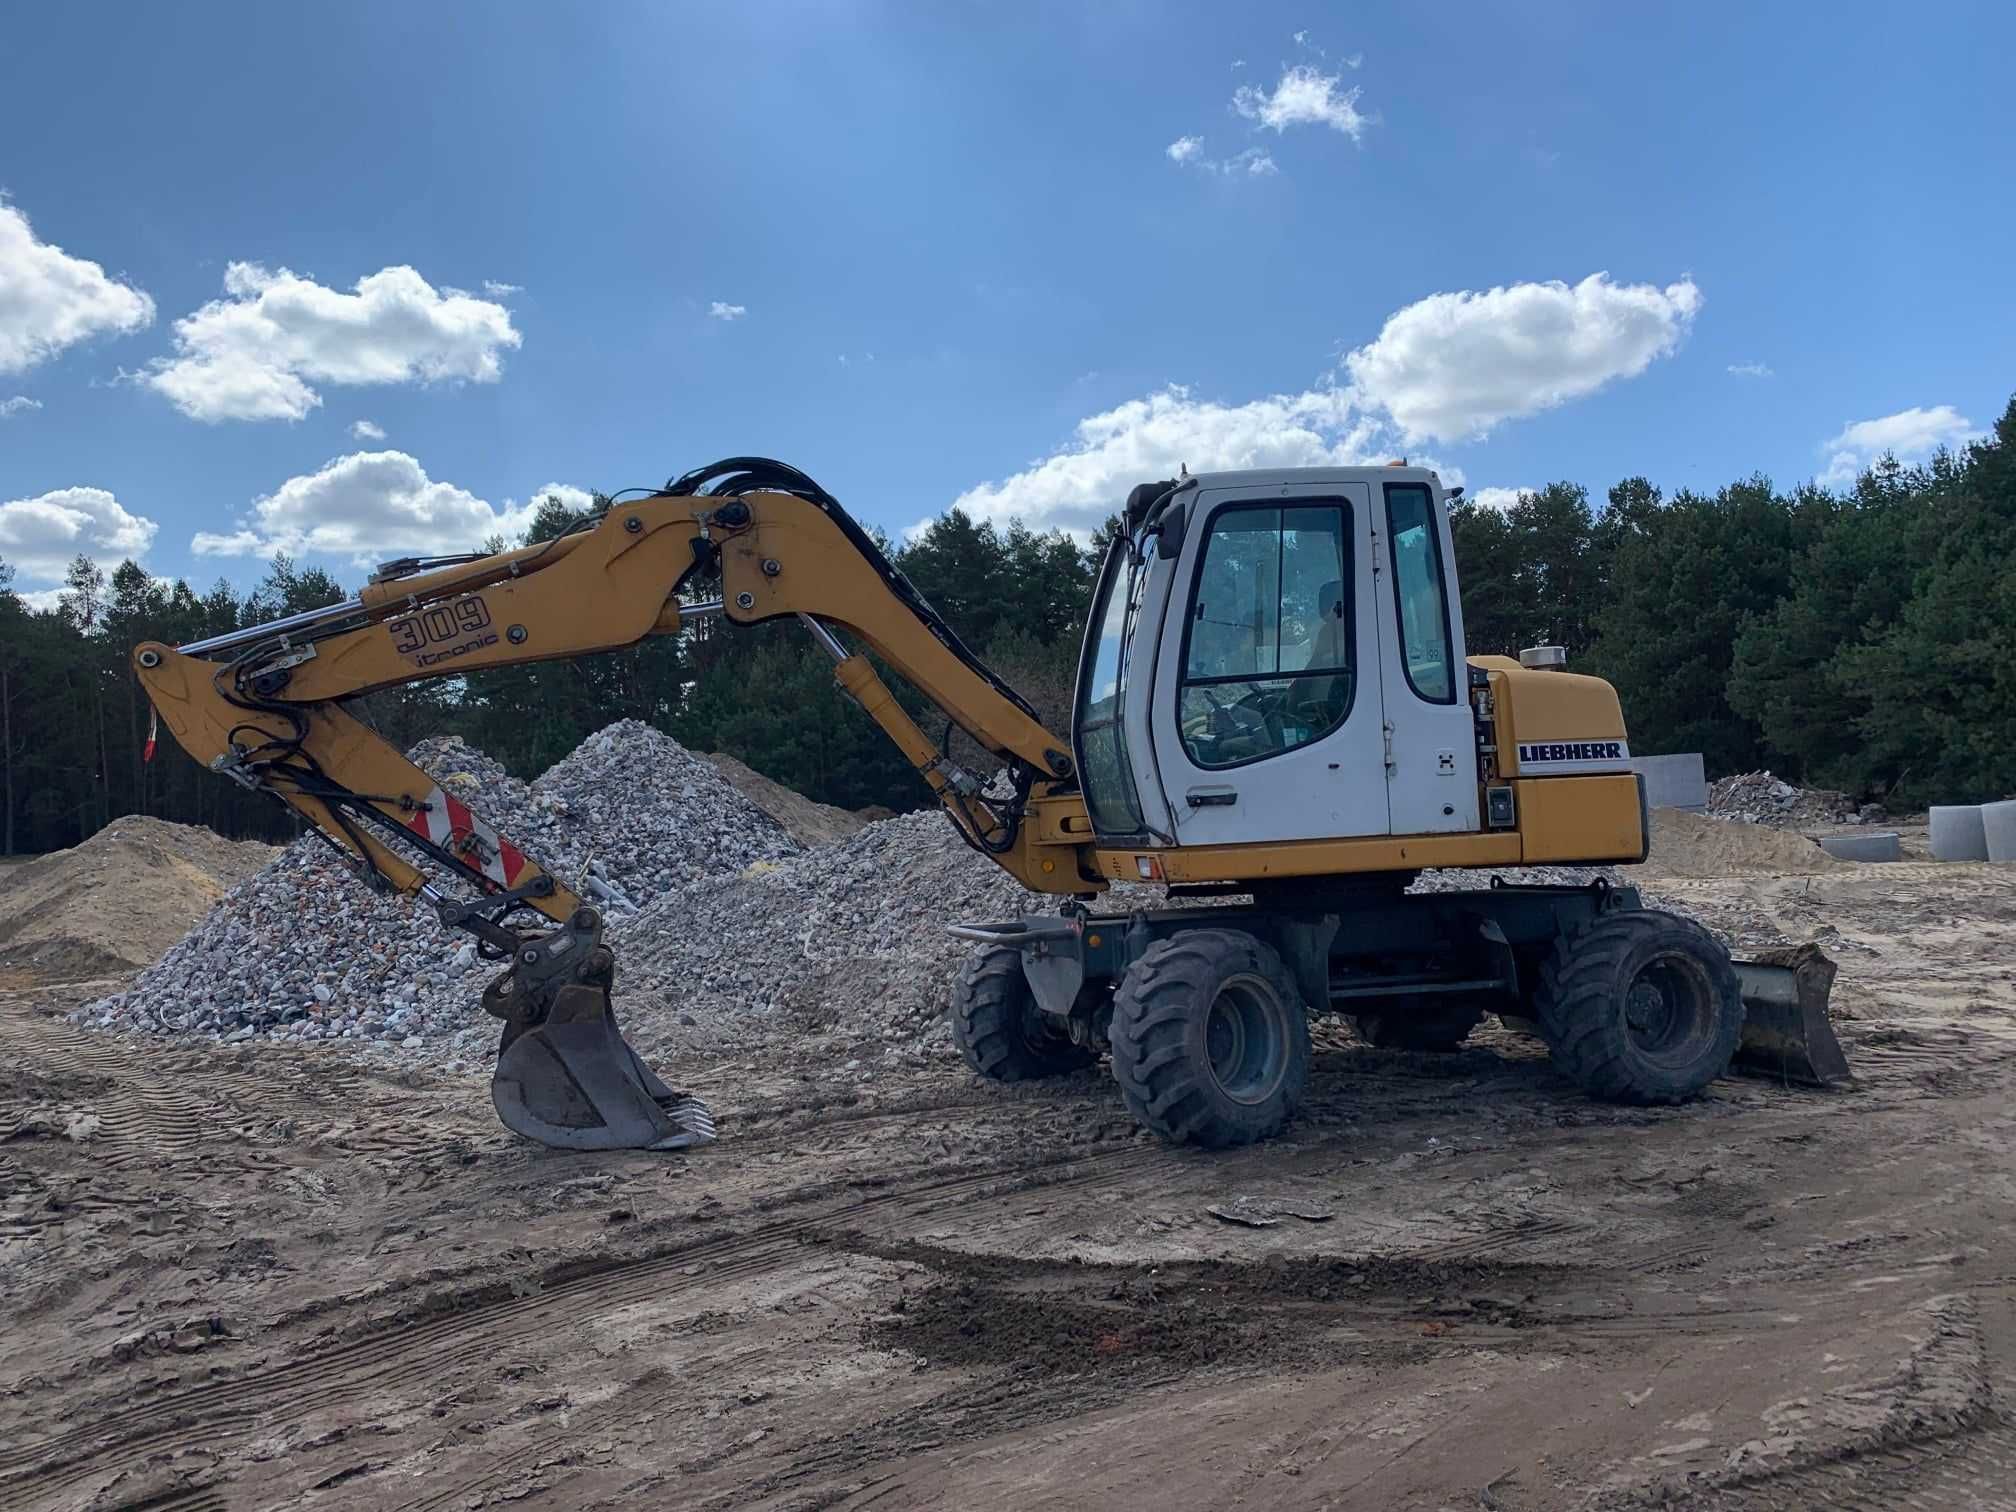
[389,596,500,668]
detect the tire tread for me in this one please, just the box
[1535,909,1742,1105]
[949,946,1095,1082]
[1109,928,1310,1148]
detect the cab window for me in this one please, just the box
[1073,537,1148,833]
[1383,483,1454,703]
[1178,503,1354,770]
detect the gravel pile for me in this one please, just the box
[591,809,1057,1065]
[80,722,798,1043]
[702,752,867,847]
[1709,770,1882,829]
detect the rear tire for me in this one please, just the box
[1353,1005,1485,1052]
[949,946,1097,1082]
[1109,929,1310,1148]
[1536,910,1742,1104]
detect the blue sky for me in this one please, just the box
[2,1,2011,607]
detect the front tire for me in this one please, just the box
[949,946,1097,1082]
[1109,929,1311,1148]
[1536,910,1742,1104]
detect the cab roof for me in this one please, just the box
[1183,465,1445,492]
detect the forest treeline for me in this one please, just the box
[2,395,2010,855]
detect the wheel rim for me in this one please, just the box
[1017,1003,1077,1062]
[1622,951,1718,1067]
[1203,973,1290,1105]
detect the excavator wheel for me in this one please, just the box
[1352,1005,1485,1053]
[1535,910,1743,1105]
[1109,928,1310,1149]
[950,945,1098,1081]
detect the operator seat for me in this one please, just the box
[1289,578,1352,726]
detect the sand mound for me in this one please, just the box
[1637,807,1849,879]
[0,816,277,984]
[703,753,866,847]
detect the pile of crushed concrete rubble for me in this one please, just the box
[81,722,800,1045]
[81,724,1081,1063]
[1708,770,1884,829]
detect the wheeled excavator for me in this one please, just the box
[134,458,1848,1152]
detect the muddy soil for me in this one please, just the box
[4,861,2016,1510]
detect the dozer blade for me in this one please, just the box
[1732,943,1851,1087]
[492,983,717,1151]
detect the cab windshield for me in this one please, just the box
[1073,536,1148,835]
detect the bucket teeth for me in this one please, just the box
[647,1097,717,1151]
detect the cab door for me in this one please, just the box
[1372,478,1479,835]
[1150,481,1390,846]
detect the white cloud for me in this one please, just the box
[1230,58,1246,70]
[1826,404,1973,457]
[349,418,386,441]
[1727,361,1772,378]
[0,395,41,418]
[1169,142,1278,178]
[708,301,746,321]
[945,271,1697,535]
[1466,486,1528,512]
[144,263,521,423]
[947,385,1380,538]
[1344,272,1703,443]
[0,201,155,375]
[1233,65,1368,139]
[0,485,158,587]
[189,450,588,565]
[482,280,522,297]
[1817,404,1974,485]
[1292,29,1308,44]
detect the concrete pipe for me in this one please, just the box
[1819,831,1901,862]
[1983,800,2016,864]
[1930,805,1990,862]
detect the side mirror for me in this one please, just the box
[1155,497,1189,560]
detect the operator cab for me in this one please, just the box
[1072,467,1477,849]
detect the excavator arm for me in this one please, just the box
[134,458,1102,1151]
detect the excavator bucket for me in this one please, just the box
[1732,943,1851,1087]
[492,984,717,1151]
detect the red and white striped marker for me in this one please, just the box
[404,785,536,891]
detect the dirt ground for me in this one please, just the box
[5,858,2016,1511]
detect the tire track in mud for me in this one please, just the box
[1603,1292,2005,1511]
[0,997,479,1192]
[0,1006,213,1167]
[0,1145,1163,1508]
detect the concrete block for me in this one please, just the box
[1930,805,1990,862]
[1983,800,2016,864]
[1818,831,1901,862]
[1630,753,1708,812]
